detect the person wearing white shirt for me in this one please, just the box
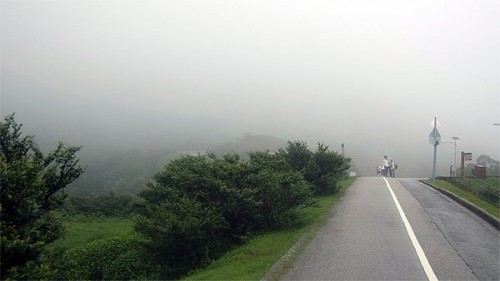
[381,155,391,177]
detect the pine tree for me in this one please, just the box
[0,114,84,279]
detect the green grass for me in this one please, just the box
[451,177,499,195]
[49,216,135,250]
[424,179,500,218]
[482,176,500,188]
[183,177,356,281]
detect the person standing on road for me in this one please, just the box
[382,155,391,177]
[389,158,397,177]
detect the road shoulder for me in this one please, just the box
[419,180,499,229]
[389,178,479,281]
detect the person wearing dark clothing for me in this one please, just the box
[389,159,397,177]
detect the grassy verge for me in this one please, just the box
[183,177,357,281]
[49,216,135,250]
[423,179,499,219]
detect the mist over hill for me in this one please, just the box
[211,133,287,157]
[3,1,498,186]
[65,134,291,196]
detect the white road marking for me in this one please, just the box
[383,177,438,281]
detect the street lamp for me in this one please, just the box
[442,137,460,176]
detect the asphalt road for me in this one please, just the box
[281,177,499,281]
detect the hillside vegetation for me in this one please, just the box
[1,115,351,280]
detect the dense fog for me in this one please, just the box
[2,0,499,180]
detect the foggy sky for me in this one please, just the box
[1,0,499,177]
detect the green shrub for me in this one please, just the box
[38,246,78,280]
[278,141,350,195]
[135,152,315,278]
[43,234,152,280]
[135,193,229,277]
[247,151,315,228]
[309,143,350,194]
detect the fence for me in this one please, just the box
[442,165,499,206]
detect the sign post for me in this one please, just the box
[428,117,441,179]
[460,152,472,176]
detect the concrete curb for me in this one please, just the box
[419,180,499,230]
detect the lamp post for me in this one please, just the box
[442,137,460,177]
[451,137,459,170]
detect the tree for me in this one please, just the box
[0,114,84,279]
[465,155,500,177]
[476,155,500,176]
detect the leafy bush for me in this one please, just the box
[309,143,350,194]
[40,234,153,280]
[134,152,315,278]
[136,194,228,277]
[247,151,315,228]
[278,141,313,176]
[278,141,350,195]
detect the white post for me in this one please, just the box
[450,136,460,176]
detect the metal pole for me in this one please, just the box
[432,142,437,179]
[453,139,457,177]
[432,117,438,179]
[454,139,457,168]
[461,151,465,177]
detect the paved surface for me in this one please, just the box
[281,177,499,280]
[400,178,499,281]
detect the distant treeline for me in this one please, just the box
[66,148,172,196]
[465,154,500,177]
[66,134,289,197]
[64,192,142,217]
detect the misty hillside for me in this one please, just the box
[3,1,499,193]
[66,134,289,197]
[211,133,287,157]
[66,147,172,197]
